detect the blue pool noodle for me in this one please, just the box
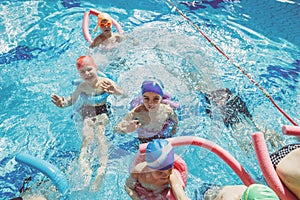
[15,153,69,198]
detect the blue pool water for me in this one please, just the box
[1,0,299,199]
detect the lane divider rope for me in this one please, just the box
[165,0,298,126]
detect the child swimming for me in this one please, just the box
[203,183,279,200]
[51,55,123,191]
[125,139,189,200]
[114,80,178,143]
[89,12,124,49]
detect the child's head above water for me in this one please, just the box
[93,12,113,33]
[241,184,279,200]
[76,55,98,70]
[145,139,174,170]
[141,80,164,97]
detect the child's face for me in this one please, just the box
[142,92,162,112]
[78,65,98,82]
[151,168,173,181]
[100,19,112,33]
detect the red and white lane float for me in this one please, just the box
[282,125,300,136]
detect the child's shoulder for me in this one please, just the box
[132,105,147,113]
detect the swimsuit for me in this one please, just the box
[270,143,300,168]
[134,181,170,200]
[81,104,110,119]
[138,134,167,144]
[137,120,173,143]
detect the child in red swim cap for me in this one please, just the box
[51,55,123,191]
[52,55,123,109]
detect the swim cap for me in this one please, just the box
[241,184,280,200]
[146,139,174,170]
[141,80,164,97]
[93,12,113,32]
[76,55,97,70]
[97,13,112,26]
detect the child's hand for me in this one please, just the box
[51,94,67,108]
[100,80,116,94]
[126,120,141,133]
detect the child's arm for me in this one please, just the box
[90,34,104,49]
[114,112,141,133]
[51,94,72,108]
[169,170,189,200]
[114,109,141,133]
[51,86,81,108]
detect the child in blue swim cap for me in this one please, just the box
[145,138,175,170]
[125,139,189,200]
[115,80,178,143]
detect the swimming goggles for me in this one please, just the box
[99,20,112,27]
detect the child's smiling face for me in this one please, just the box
[78,65,98,82]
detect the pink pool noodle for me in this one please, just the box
[252,132,297,200]
[140,136,254,186]
[82,11,93,44]
[282,125,300,136]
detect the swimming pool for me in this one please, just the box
[0,0,299,199]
